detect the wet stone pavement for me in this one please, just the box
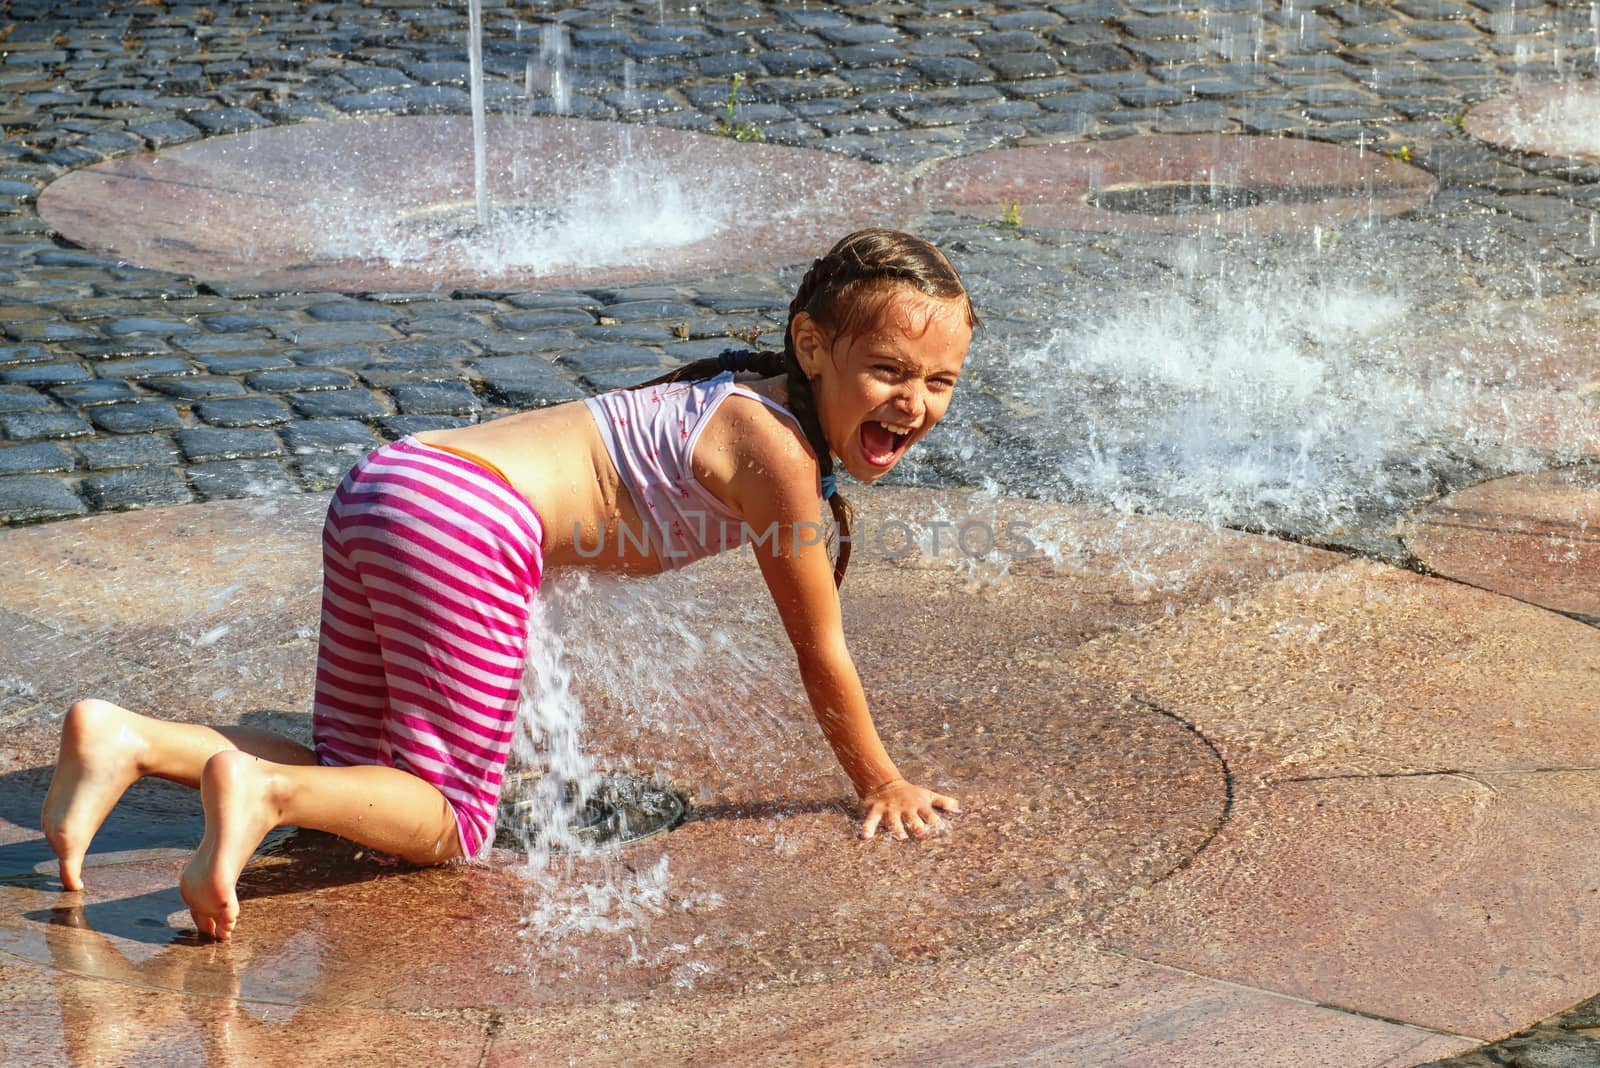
[0,0,1595,534]
[0,0,1598,529]
[1,0,1600,1065]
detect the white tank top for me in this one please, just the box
[583,372,804,569]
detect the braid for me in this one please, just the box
[633,347,785,389]
[783,256,854,587]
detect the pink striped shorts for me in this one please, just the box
[311,437,544,858]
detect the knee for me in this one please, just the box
[408,805,466,867]
[202,750,290,815]
[201,749,259,792]
[63,698,121,738]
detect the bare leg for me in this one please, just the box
[180,750,462,940]
[41,698,316,891]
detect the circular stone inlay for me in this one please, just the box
[402,200,565,241]
[1465,82,1600,163]
[0,491,1236,1012]
[1404,466,1600,620]
[493,774,687,850]
[926,134,1438,234]
[36,116,923,292]
[1089,181,1358,216]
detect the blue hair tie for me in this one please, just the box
[718,348,753,373]
[820,473,837,500]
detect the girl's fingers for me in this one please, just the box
[860,790,961,841]
[860,807,884,840]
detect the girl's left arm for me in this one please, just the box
[767,595,959,840]
[729,418,958,840]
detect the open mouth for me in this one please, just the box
[859,420,915,468]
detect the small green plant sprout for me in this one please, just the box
[1000,198,1023,228]
[713,74,765,142]
[1390,144,1413,163]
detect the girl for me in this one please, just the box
[40,228,976,941]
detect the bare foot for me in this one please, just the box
[41,699,150,891]
[180,751,282,941]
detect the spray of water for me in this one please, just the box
[503,589,678,971]
[1503,85,1600,159]
[541,570,804,777]
[313,162,734,278]
[467,0,488,228]
[504,570,796,974]
[1015,266,1406,522]
[308,5,745,281]
[943,253,1587,542]
[507,595,600,862]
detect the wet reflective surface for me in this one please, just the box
[35,116,922,292]
[1405,467,1600,621]
[924,135,1437,235]
[7,0,1600,1060]
[1464,83,1600,164]
[6,482,1600,1061]
[0,492,1276,1007]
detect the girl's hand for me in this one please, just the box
[859,778,960,841]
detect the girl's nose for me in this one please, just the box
[896,384,925,420]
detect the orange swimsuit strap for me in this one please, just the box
[413,439,516,489]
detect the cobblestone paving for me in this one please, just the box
[1424,991,1600,1068]
[0,0,1598,532]
[2,0,1600,1059]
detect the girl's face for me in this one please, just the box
[791,286,972,484]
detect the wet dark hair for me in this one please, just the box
[638,228,977,586]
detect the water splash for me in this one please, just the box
[467,0,488,228]
[507,594,601,862]
[952,253,1585,541]
[503,588,677,968]
[504,571,798,963]
[313,162,732,278]
[541,571,804,777]
[1019,265,1406,523]
[1501,84,1600,159]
